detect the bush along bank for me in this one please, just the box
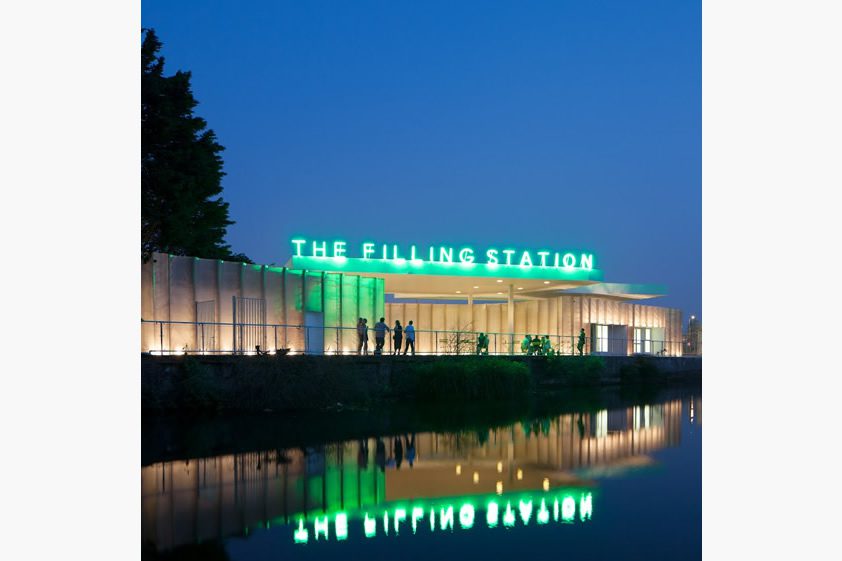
[533,355,607,386]
[390,357,532,401]
[142,354,700,412]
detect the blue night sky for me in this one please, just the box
[142,0,701,319]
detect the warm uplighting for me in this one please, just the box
[496,279,503,283]
[543,478,550,491]
[496,481,503,495]
[456,464,462,475]
[517,469,523,480]
[473,472,479,484]
[456,290,461,294]
[496,292,503,295]
[473,285,479,289]
[543,281,550,284]
[517,287,523,290]
[497,461,503,473]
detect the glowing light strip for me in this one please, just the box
[290,239,597,274]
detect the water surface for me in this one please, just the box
[142,390,701,560]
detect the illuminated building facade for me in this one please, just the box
[141,238,682,355]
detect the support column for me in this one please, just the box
[468,293,474,334]
[507,284,514,354]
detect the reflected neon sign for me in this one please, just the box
[292,491,593,544]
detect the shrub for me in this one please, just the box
[181,358,225,410]
[397,358,531,401]
[541,355,606,385]
[619,356,663,384]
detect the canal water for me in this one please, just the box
[142,389,701,560]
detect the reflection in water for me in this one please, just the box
[289,489,592,544]
[142,399,685,552]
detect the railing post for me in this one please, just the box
[159,321,163,355]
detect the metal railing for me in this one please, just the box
[141,319,686,357]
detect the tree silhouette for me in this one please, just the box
[141,28,251,263]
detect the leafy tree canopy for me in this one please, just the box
[142,28,251,263]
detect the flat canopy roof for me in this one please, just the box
[290,256,665,301]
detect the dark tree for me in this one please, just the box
[141,29,251,263]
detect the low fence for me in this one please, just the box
[141,319,685,357]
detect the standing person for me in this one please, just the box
[403,320,416,355]
[392,320,403,355]
[373,317,390,355]
[542,335,551,356]
[521,334,531,354]
[577,328,586,356]
[476,332,489,355]
[530,335,542,356]
[356,318,365,355]
[362,318,369,355]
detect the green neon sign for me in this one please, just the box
[290,490,593,545]
[289,238,603,281]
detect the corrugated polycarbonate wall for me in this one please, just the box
[384,295,682,356]
[141,253,383,354]
[142,252,679,356]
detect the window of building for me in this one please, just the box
[634,327,652,354]
[595,324,608,353]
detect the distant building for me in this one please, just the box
[683,315,702,355]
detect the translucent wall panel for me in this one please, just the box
[359,276,376,324]
[219,261,242,352]
[323,272,341,354]
[418,303,433,354]
[284,270,304,352]
[264,268,284,328]
[341,274,360,353]
[242,264,263,298]
[169,256,195,352]
[374,278,385,323]
[304,271,323,313]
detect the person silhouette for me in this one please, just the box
[403,320,415,355]
[356,318,365,355]
[373,317,390,354]
[521,334,531,354]
[393,320,403,355]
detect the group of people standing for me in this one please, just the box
[520,328,587,356]
[521,334,555,356]
[355,321,588,357]
[356,317,415,355]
